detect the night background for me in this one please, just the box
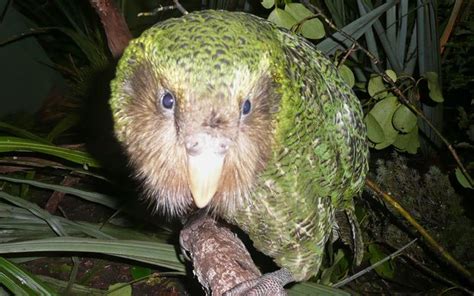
[0,0,473,295]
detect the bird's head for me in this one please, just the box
[110,14,281,216]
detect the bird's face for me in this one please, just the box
[113,45,279,216]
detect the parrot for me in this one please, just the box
[109,9,369,294]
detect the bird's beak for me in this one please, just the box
[187,150,225,208]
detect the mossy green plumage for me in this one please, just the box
[110,10,369,282]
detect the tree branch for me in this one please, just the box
[88,0,132,58]
[180,216,260,295]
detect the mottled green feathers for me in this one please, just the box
[110,10,369,282]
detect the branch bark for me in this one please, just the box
[180,216,260,295]
[88,0,132,58]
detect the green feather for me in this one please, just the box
[110,10,369,282]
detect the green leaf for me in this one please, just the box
[368,96,399,149]
[285,3,325,39]
[385,69,397,82]
[0,175,120,209]
[289,282,350,296]
[338,64,355,88]
[268,8,297,30]
[0,121,51,144]
[300,18,325,39]
[368,75,387,99]
[368,244,395,279]
[285,3,313,19]
[0,137,100,168]
[0,256,57,296]
[131,266,152,280]
[0,237,185,272]
[393,127,419,154]
[319,249,346,285]
[455,168,473,189]
[317,1,397,54]
[108,283,132,296]
[261,0,274,9]
[47,114,80,142]
[424,72,444,103]
[364,113,384,143]
[392,105,417,133]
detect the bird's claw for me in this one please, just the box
[223,268,293,296]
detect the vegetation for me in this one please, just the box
[0,0,472,294]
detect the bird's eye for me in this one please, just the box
[161,91,175,110]
[241,99,251,116]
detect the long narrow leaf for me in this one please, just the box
[417,0,426,74]
[317,1,397,54]
[46,114,80,143]
[357,0,380,72]
[0,136,100,168]
[397,0,408,64]
[386,1,397,47]
[0,237,185,272]
[0,122,51,144]
[0,256,57,296]
[360,1,403,72]
[0,175,120,209]
[289,281,350,296]
[404,22,418,74]
[0,191,114,239]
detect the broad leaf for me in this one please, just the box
[385,69,397,82]
[285,3,325,39]
[268,8,297,30]
[365,113,384,143]
[261,0,274,9]
[424,72,444,103]
[368,75,387,100]
[393,127,420,154]
[368,96,399,149]
[338,64,355,88]
[392,105,417,133]
[455,168,473,189]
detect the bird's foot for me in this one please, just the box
[223,268,294,296]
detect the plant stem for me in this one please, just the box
[366,178,473,284]
[302,0,473,188]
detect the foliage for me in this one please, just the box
[369,153,474,270]
[441,4,474,97]
[0,0,472,294]
[262,0,447,155]
[262,1,326,40]
[9,0,111,121]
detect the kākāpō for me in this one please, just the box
[110,9,369,294]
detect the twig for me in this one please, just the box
[440,0,464,55]
[45,175,80,213]
[138,1,188,17]
[366,178,473,284]
[337,43,357,68]
[138,5,177,17]
[302,1,473,188]
[334,239,418,288]
[173,0,188,15]
[399,253,474,295]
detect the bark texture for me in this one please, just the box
[180,216,261,295]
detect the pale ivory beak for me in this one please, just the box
[187,150,225,208]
